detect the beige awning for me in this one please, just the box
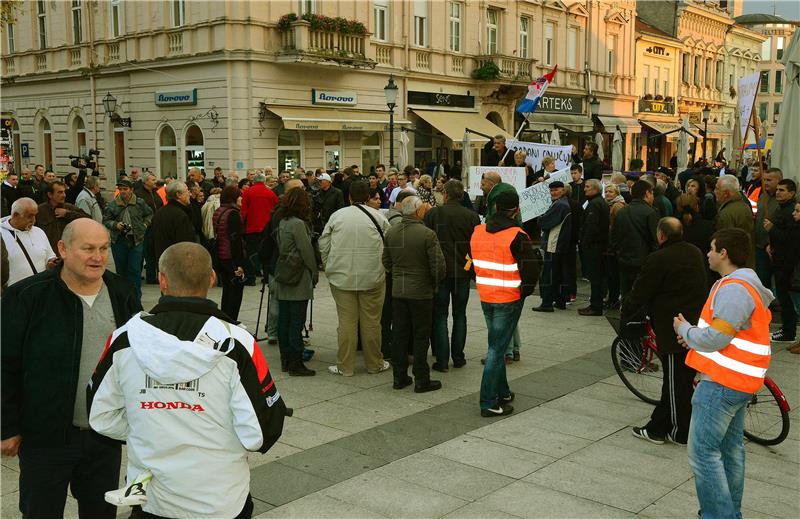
[266,106,410,131]
[411,109,510,144]
[598,116,642,134]
[525,113,594,132]
[639,120,681,135]
[705,123,732,136]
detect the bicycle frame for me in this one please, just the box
[764,377,792,413]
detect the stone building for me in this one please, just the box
[1,0,638,181]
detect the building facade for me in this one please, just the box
[1,0,639,181]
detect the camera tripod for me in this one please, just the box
[253,275,313,342]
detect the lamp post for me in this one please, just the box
[702,105,710,161]
[384,75,398,167]
[102,92,132,128]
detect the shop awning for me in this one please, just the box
[597,116,642,134]
[525,113,594,132]
[639,120,681,135]
[265,106,411,131]
[704,123,732,136]
[410,109,510,143]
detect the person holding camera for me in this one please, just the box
[103,179,153,300]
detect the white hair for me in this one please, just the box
[400,195,423,215]
[585,179,602,191]
[717,175,740,195]
[11,197,37,216]
[166,181,188,201]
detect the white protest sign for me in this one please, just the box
[738,72,760,142]
[468,166,526,194]
[519,166,572,222]
[505,140,572,172]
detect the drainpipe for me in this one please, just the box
[87,0,98,151]
[585,0,593,96]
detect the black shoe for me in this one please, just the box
[288,361,316,377]
[431,363,449,373]
[499,392,515,403]
[771,330,796,342]
[414,380,442,393]
[604,299,620,310]
[481,404,514,417]
[452,360,466,368]
[631,426,665,444]
[393,376,413,390]
[532,306,554,313]
[554,303,567,310]
[281,360,289,373]
[578,306,603,316]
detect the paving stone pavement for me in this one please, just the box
[1,274,797,519]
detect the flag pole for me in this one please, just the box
[500,64,556,166]
[500,118,528,165]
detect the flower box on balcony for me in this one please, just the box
[277,15,374,68]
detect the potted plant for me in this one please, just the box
[654,94,664,101]
[471,61,501,81]
[664,96,674,103]
[643,93,653,100]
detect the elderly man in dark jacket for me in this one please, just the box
[151,180,198,262]
[1,219,141,518]
[314,173,344,234]
[621,217,707,445]
[610,180,659,297]
[533,181,572,312]
[383,194,446,393]
[424,179,481,371]
[578,179,610,316]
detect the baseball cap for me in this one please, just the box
[549,181,565,189]
[319,173,332,182]
[495,190,520,211]
[116,179,134,189]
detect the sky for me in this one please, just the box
[741,0,800,21]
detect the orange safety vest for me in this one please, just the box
[746,185,760,217]
[685,277,771,394]
[470,225,528,304]
[156,185,167,205]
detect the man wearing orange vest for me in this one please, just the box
[673,227,773,519]
[471,190,540,417]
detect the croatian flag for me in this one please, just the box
[516,65,558,114]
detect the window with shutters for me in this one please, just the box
[374,1,388,42]
[519,17,529,59]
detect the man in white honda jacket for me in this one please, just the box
[88,242,287,519]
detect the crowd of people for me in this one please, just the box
[0,135,797,518]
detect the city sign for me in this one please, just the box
[155,89,198,106]
[536,94,584,114]
[312,89,358,106]
[407,91,475,108]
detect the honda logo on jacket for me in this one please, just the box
[140,401,206,412]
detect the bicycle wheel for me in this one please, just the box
[611,337,663,406]
[743,379,791,446]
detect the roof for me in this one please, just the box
[636,18,675,39]
[734,13,788,25]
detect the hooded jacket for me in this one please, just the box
[88,298,286,519]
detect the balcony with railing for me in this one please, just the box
[69,47,82,66]
[277,19,375,69]
[473,55,533,82]
[3,57,15,75]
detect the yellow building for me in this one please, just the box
[1,1,639,179]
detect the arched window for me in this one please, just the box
[361,131,382,172]
[486,111,504,131]
[39,118,52,169]
[158,125,177,179]
[72,115,87,154]
[184,124,204,175]
[277,129,302,171]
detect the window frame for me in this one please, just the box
[172,0,185,28]
[715,61,723,90]
[110,0,122,38]
[643,64,650,96]
[760,70,769,93]
[566,26,577,69]
[607,34,616,74]
[776,36,784,60]
[758,102,768,124]
[761,38,771,60]
[448,1,461,52]
[693,56,701,87]
[361,131,382,171]
[299,0,315,16]
[414,15,427,47]
[277,129,303,172]
[37,0,47,49]
[157,124,178,180]
[544,22,554,66]
[682,53,689,83]
[773,101,781,123]
[373,3,388,42]
[775,69,783,94]
[71,1,82,45]
[6,23,14,53]
[486,9,499,55]
[519,17,529,59]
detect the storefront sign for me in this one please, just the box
[638,99,675,114]
[312,90,357,106]
[283,120,385,131]
[407,91,475,108]
[536,94,584,114]
[645,46,670,57]
[155,89,198,106]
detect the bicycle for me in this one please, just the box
[609,317,791,446]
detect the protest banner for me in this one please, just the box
[467,166,526,194]
[518,166,571,222]
[505,140,572,172]
[737,72,760,144]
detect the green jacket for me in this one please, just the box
[1,265,141,447]
[382,216,446,299]
[486,182,520,222]
[716,193,755,267]
[103,194,153,246]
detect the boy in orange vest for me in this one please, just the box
[673,228,773,519]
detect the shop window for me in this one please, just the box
[158,125,178,179]
[184,124,204,174]
[361,132,381,172]
[278,129,302,171]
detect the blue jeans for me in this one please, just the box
[504,325,520,356]
[688,380,753,519]
[479,299,523,410]
[111,239,144,301]
[432,278,470,366]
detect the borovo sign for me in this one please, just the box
[312,89,358,106]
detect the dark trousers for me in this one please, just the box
[605,254,620,303]
[278,299,308,364]
[563,249,578,296]
[18,428,121,519]
[220,259,245,321]
[539,252,565,308]
[244,233,262,282]
[582,248,605,311]
[392,297,433,383]
[619,262,641,299]
[131,495,254,519]
[645,350,696,443]
[754,247,773,292]
[431,277,470,366]
[380,275,393,359]
[111,238,144,301]
[775,276,798,339]
[143,227,157,283]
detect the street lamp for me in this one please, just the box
[384,75,398,167]
[702,105,711,161]
[102,92,132,128]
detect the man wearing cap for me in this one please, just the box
[471,189,540,416]
[533,181,572,312]
[103,179,154,300]
[314,173,344,235]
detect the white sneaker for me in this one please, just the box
[328,365,344,376]
[369,360,391,374]
[105,469,152,507]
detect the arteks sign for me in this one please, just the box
[155,89,198,106]
[536,94,584,114]
[312,89,357,106]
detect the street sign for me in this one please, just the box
[21,143,29,158]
